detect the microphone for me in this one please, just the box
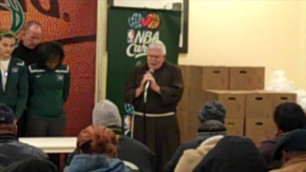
[143,69,154,103]
[144,69,154,89]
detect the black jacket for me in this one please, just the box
[194,136,267,172]
[0,58,28,119]
[0,134,48,168]
[67,135,155,172]
[2,159,58,172]
[12,41,38,66]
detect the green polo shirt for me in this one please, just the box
[0,58,28,119]
[28,64,70,120]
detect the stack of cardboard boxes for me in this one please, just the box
[178,66,229,141]
[177,65,296,145]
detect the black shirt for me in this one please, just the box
[12,41,38,66]
[0,134,48,168]
[119,135,155,172]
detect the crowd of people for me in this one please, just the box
[1,98,305,172]
[0,20,305,172]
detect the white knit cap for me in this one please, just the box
[92,99,122,127]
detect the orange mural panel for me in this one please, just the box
[0,0,97,136]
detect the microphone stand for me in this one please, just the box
[142,82,150,145]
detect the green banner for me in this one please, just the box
[107,6,181,114]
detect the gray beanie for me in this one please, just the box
[198,101,226,123]
[92,99,122,127]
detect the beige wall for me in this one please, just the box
[179,0,306,89]
[98,0,306,99]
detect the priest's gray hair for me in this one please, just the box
[147,40,167,56]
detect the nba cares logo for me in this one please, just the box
[0,0,25,33]
[126,12,160,59]
[128,12,160,29]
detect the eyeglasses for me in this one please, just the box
[148,55,162,59]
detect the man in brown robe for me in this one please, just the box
[125,40,184,172]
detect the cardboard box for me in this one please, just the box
[225,118,244,136]
[176,110,190,142]
[189,90,205,112]
[245,92,272,118]
[245,118,276,145]
[189,65,203,90]
[202,66,229,90]
[270,92,297,113]
[229,67,265,90]
[177,88,190,111]
[204,90,247,118]
[187,109,201,141]
[180,65,230,91]
[257,91,297,114]
[179,65,190,89]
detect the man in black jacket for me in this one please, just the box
[0,104,48,169]
[12,20,43,137]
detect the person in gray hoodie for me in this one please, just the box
[64,125,131,172]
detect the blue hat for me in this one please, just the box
[274,129,306,160]
[0,104,14,124]
[198,101,226,123]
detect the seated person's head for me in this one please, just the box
[197,120,226,140]
[0,104,17,135]
[273,129,306,163]
[77,125,119,158]
[195,136,266,172]
[273,103,306,133]
[198,101,226,124]
[92,99,122,134]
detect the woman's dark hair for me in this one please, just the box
[273,102,306,132]
[36,41,64,69]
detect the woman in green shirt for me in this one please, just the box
[27,41,70,169]
[0,29,28,122]
[27,41,70,137]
